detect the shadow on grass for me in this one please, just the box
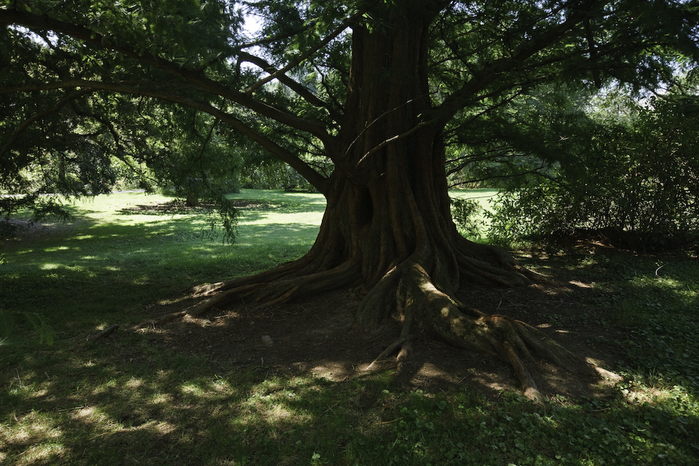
[2,195,698,465]
[2,322,698,465]
[6,296,697,465]
[0,209,321,341]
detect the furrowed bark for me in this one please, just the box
[141,4,592,399]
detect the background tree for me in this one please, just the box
[2,0,698,399]
[464,76,699,251]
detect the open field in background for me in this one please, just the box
[449,188,499,209]
[0,190,326,337]
[1,190,698,465]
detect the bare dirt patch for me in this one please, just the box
[138,264,624,401]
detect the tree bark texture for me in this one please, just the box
[188,8,586,400]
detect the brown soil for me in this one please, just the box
[138,256,625,401]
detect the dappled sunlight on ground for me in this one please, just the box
[2,191,698,464]
[2,273,698,464]
[311,360,356,381]
[0,411,65,466]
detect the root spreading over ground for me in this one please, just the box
[137,240,603,402]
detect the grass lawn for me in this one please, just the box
[1,190,698,465]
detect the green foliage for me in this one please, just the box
[209,195,240,244]
[23,311,54,346]
[239,161,318,192]
[143,104,243,200]
[376,387,699,465]
[0,309,54,347]
[450,197,481,239]
[484,84,699,250]
[2,0,698,218]
[445,84,590,188]
[0,1,247,218]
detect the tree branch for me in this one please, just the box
[244,4,374,96]
[238,52,341,122]
[1,80,330,194]
[0,89,93,159]
[434,0,597,123]
[0,8,334,147]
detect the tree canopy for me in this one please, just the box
[2,1,697,203]
[483,80,699,250]
[2,0,698,399]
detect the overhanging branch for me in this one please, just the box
[0,8,335,147]
[238,52,341,122]
[435,0,597,123]
[0,88,93,158]
[2,80,330,194]
[244,4,375,96]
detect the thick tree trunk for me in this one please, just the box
[187,7,586,400]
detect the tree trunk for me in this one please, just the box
[188,7,586,400]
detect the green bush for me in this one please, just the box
[489,93,699,250]
[239,163,317,192]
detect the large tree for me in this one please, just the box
[2,0,697,399]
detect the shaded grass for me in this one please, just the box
[4,343,697,465]
[1,190,698,465]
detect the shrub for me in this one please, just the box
[489,93,699,251]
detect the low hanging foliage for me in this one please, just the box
[210,196,240,244]
[450,197,482,240]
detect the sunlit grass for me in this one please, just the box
[1,189,698,465]
[0,190,325,339]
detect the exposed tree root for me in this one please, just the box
[362,261,591,402]
[133,235,593,401]
[163,259,362,323]
[454,237,543,287]
[366,334,415,369]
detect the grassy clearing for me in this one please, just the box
[1,190,698,465]
[449,188,499,210]
[0,190,325,340]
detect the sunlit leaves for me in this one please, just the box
[1,0,699,222]
[486,82,699,248]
